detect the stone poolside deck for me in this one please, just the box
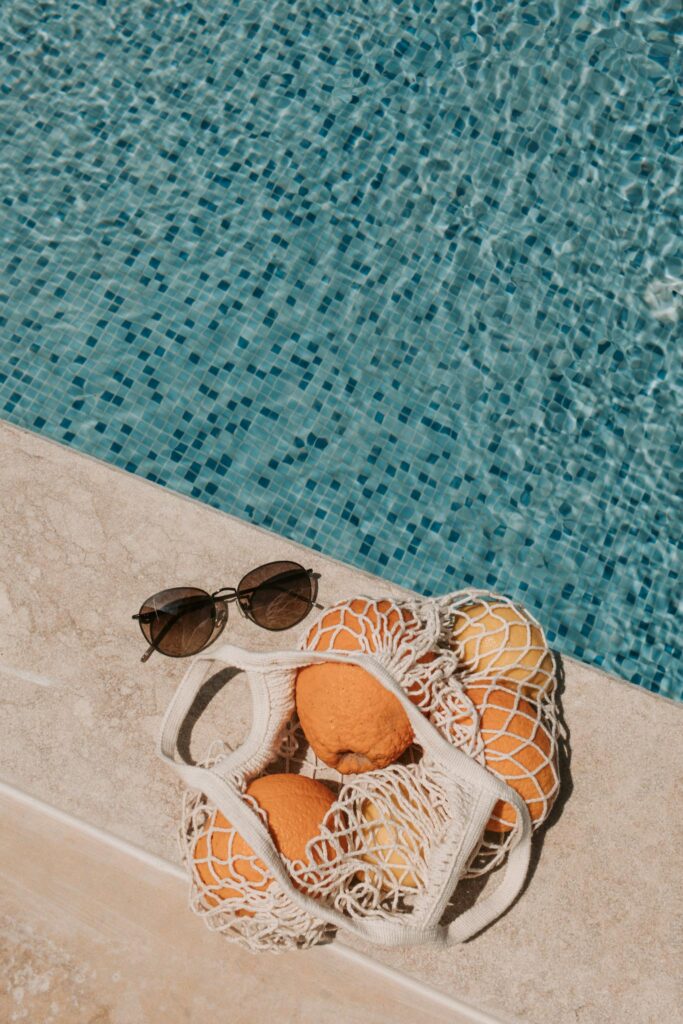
[1,420,681,1024]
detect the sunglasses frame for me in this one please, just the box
[133,563,321,663]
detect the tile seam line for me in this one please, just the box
[0,777,515,1024]
[2,419,674,705]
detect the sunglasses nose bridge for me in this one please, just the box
[137,565,317,660]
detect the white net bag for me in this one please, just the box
[158,592,551,954]
[295,592,560,878]
[412,590,561,874]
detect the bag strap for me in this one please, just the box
[158,643,532,946]
[441,788,532,944]
[157,647,449,946]
[158,653,224,773]
[158,643,296,785]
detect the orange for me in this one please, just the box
[192,773,338,913]
[407,648,441,708]
[451,600,554,700]
[356,784,426,891]
[296,599,415,773]
[193,810,263,917]
[460,684,558,833]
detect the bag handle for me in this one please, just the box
[440,789,532,944]
[158,647,450,946]
[158,644,532,946]
[159,643,336,769]
[159,644,299,786]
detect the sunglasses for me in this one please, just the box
[133,561,320,663]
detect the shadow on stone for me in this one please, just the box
[177,666,242,765]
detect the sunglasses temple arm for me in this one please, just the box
[216,569,318,601]
[246,579,323,611]
[139,612,181,662]
[232,569,319,597]
[140,643,156,663]
[138,597,212,662]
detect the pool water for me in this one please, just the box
[1,1,680,697]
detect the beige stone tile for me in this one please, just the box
[1,420,682,1023]
[0,787,481,1024]
[359,658,683,1023]
[0,420,402,863]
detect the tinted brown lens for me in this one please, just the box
[138,587,217,657]
[238,561,313,631]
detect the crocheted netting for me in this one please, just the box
[176,591,560,952]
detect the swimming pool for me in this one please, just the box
[1,1,680,697]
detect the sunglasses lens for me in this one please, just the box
[138,587,220,657]
[238,561,314,631]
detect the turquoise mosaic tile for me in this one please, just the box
[0,1,681,697]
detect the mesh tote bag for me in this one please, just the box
[157,592,556,953]
[431,589,561,874]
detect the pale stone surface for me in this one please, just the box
[1,420,682,1023]
[0,788,467,1024]
[0,421,394,862]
